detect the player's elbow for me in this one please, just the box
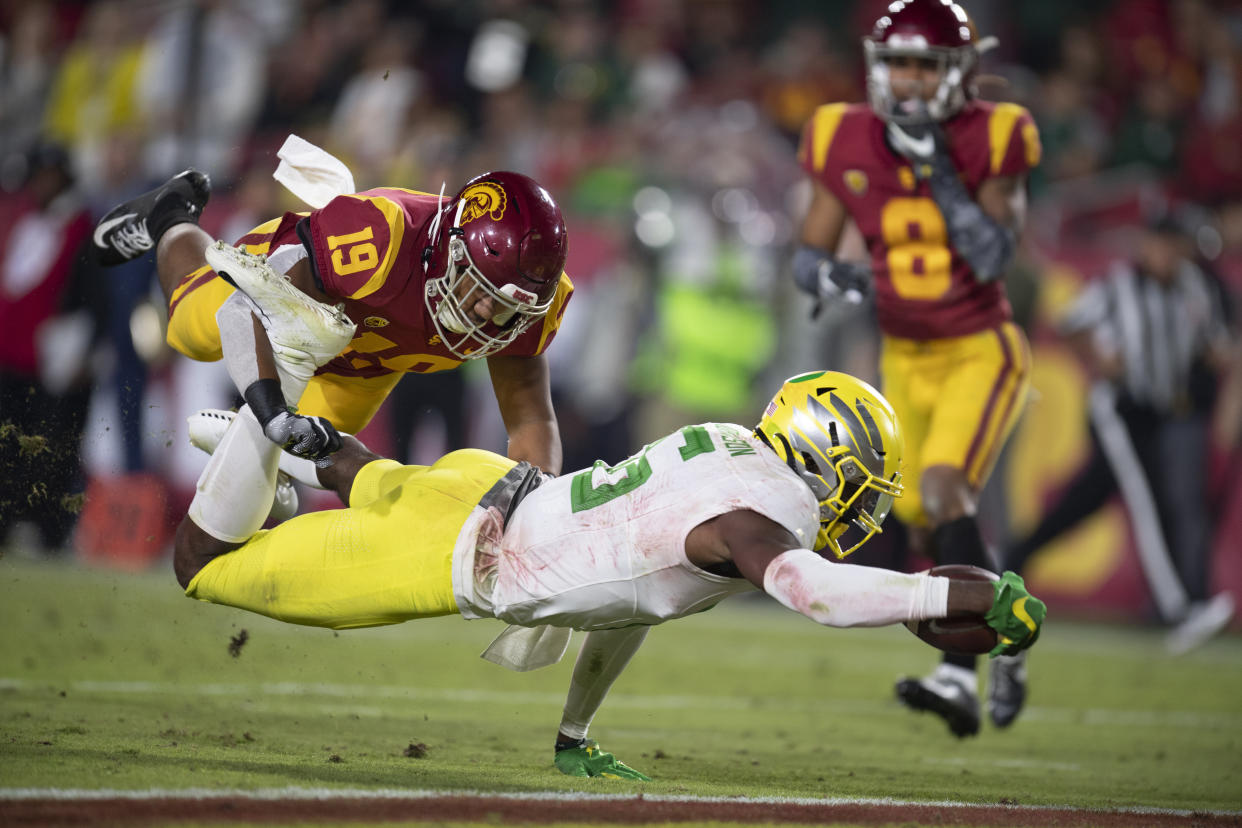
[964,225,1016,284]
[764,551,931,628]
[762,549,872,628]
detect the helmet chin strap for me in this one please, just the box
[424,182,449,272]
[430,185,474,335]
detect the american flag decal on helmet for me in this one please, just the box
[765,401,778,417]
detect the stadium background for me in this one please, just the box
[2,0,1240,626]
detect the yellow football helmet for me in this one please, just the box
[755,371,904,558]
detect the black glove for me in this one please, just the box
[792,246,871,317]
[263,410,342,465]
[243,378,342,465]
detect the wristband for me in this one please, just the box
[243,378,289,426]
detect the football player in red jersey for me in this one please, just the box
[92,170,572,485]
[793,0,1041,737]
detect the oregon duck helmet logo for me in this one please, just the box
[754,371,905,559]
[458,182,507,224]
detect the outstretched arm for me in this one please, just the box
[703,510,1042,650]
[489,353,563,475]
[551,626,651,781]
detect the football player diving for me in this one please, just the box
[173,246,1045,779]
[792,0,1042,736]
[92,167,573,517]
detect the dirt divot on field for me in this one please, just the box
[3,790,1240,826]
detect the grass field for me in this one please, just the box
[2,554,1240,826]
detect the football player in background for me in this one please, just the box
[792,0,1041,737]
[91,169,572,498]
[171,256,1046,778]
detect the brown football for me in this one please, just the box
[905,565,999,655]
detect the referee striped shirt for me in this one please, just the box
[1058,260,1231,414]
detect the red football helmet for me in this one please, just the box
[863,0,993,124]
[424,171,568,359]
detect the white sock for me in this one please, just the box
[934,662,978,687]
[187,406,282,543]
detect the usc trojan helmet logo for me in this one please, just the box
[458,182,507,225]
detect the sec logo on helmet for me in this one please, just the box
[458,182,507,224]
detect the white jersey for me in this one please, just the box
[453,423,820,630]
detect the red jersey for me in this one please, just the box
[0,196,90,375]
[236,187,573,379]
[798,101,1040,340]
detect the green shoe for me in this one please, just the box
[554,739,651,781]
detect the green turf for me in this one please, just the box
[2,555,1240,814]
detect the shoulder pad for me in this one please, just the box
[986,103,1041,177]
[798,103,856,176]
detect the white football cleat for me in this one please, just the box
[188,408,299,523]
[204,240,356,370]
[1167,592,1235,655]
[896,662,980,738]
[987,650,1028,728]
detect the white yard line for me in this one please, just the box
[3,677,1240,729]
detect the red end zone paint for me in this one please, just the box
[2,790,1239,827]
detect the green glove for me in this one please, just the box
[554,739,651,781]
[985,571,1047,657]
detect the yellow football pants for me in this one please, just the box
[880,321,1031,526]
[185,449,517,629]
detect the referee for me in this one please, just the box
[1005,213,1237,653]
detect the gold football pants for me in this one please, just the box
[880,321,1031,526]
[185,449,517,628]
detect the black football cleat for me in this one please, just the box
[93,169,211,266]
[896,664,980,738]
[987,651,1028,728]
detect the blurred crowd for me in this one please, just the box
[1,0,1241,572]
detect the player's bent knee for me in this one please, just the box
[173,517,239,590]
[156,223,212,274]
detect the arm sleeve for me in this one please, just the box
[762,549,949,628]
[558,626,649,740]
[924,104,1040,282]
[922,153,1016,282]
